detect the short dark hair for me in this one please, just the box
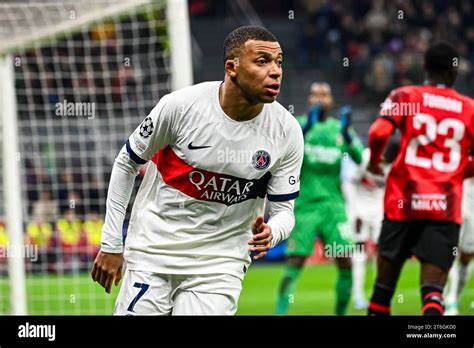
[424,42,459,74]
[223,25,277,64]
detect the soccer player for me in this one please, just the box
[445,178,474,315]
[367,42,474,316]
[345,149,384,310]
[345,144,398,309]
[275,82,363,315]
[90,26,304,315]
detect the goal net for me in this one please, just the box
[0,0,191,314]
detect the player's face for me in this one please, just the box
[308,84,333,112]
[234,40,283,103]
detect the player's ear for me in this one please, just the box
[225,57,239,78]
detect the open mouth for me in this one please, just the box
[266,84,280,95]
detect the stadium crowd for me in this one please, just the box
[190,0,473,101]
[296,0,474,101]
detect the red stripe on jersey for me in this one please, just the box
[151,146,270,206]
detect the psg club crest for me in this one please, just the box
[252,150,271,170]
[139,117,154,138]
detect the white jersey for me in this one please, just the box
[462,178,474,214]
[347,149,385,223]
[460,178,474,253]
[120,81,303,280]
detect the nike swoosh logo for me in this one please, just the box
[188,142,212,150]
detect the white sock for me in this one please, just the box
[457,262,472,298]
[352,247,367,301]
[445,261,460,305]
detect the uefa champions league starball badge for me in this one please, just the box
[139,116,154,138]
[252,150,271,170]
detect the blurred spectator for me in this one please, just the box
[25,158,38,215]
[58,171,74,214]
[295,0,473,100]
[87,174,105,216]
[27,219,53,249]
[364,0,388,33]
[56,209,87,272]
[26,218,53,273]
[0,221,7,247]
[68,191,85,219]
[83,211,103,259]
[0,221,7,272]
[32,190,59,223]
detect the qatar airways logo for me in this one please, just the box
[189,170,256,204]
[154,146,270,206]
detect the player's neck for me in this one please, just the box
[424,74,450,88]
[319,111,328,122]
[219,81,264,122]
[424,80,446,88]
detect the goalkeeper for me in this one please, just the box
[276,82,363,315]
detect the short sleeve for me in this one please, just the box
[379,87,409,128]
[266,121,304,201]
[125,95,178,164]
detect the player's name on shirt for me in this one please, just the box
[423,93,463,113]
[380,92,463,117]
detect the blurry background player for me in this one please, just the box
[344,142,399,309]
[367,42,474,316]
[445,177,474,315]
[276,82,363,315]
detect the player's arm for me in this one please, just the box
[340,106,363,165]
[91,94,177,293]
[367,118,394,175]
[250,200,295,260]
[344,134,364,165]
[367,88,405,175]
[251,119,304,260]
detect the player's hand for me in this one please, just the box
[249,215,273,261]
[91,251,124,294]
[339,105,353,144]
[367,161,384,176]
[302,103,321,135]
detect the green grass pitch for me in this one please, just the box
[1,260,473,315]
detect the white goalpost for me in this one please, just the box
[1,53,27,315]
[0,0,192,315]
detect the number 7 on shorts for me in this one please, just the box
[127,282,150,312]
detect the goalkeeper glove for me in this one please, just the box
[339,105,353,144]
[302,103,321,136]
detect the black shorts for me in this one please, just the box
[378,219,460,272]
